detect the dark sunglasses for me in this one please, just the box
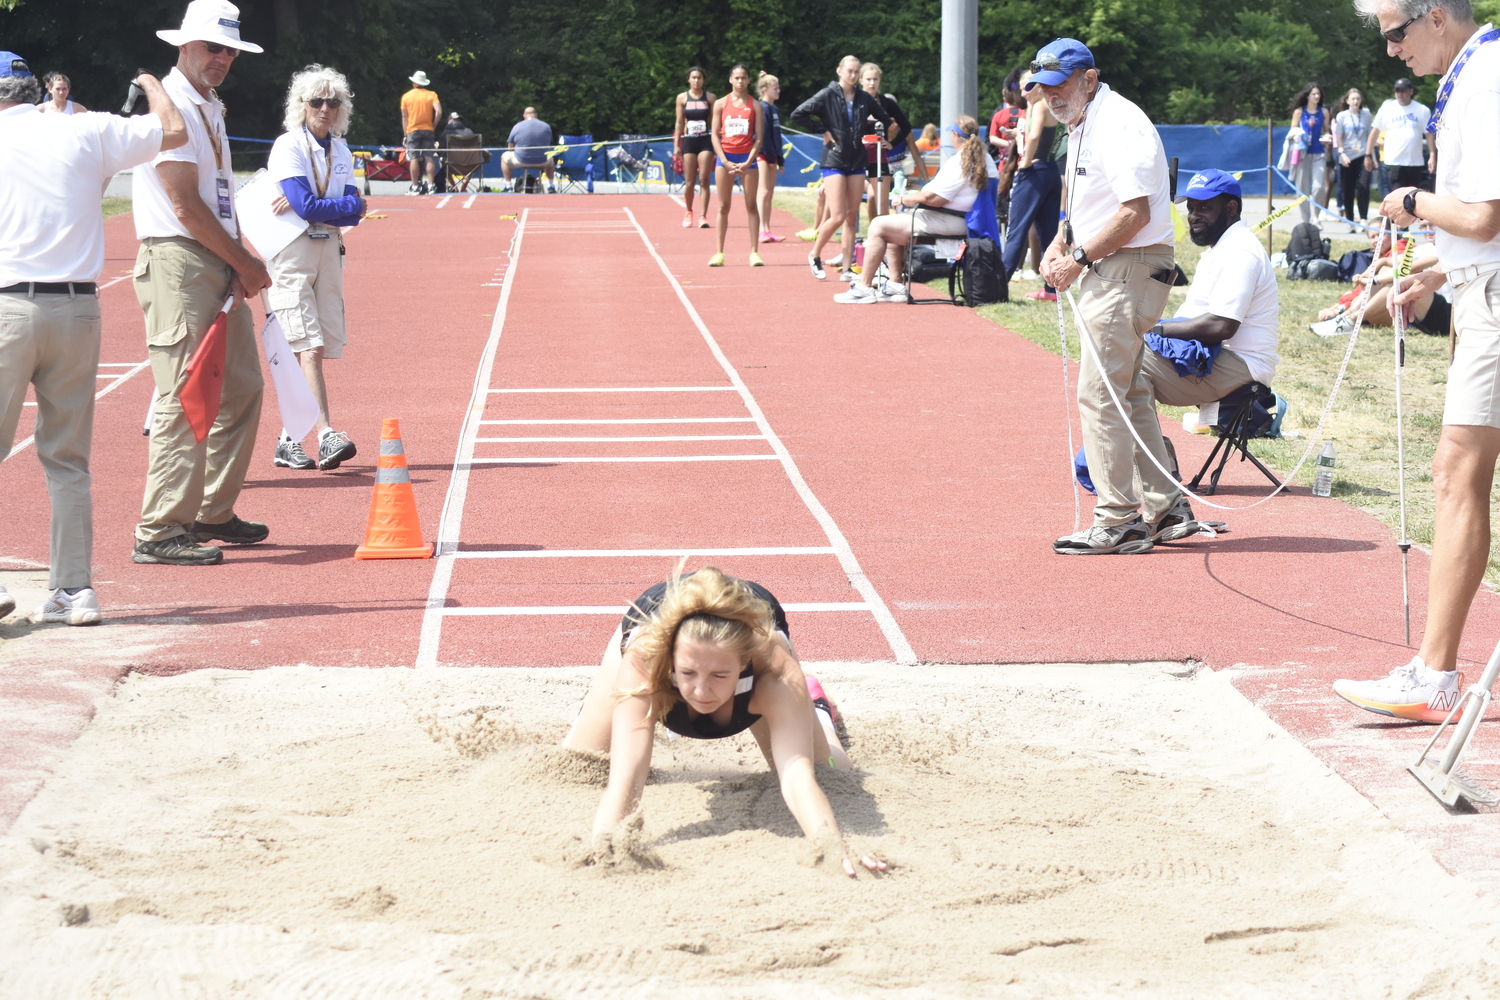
[1382,15,1420,43]
[202,41,239,57]
[306,98,343,109]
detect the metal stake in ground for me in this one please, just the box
[1392,226,1415,646]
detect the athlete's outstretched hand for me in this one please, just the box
[842,853,888,878]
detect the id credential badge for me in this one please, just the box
[216,177,232,219]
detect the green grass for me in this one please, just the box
[771,189,1500,585]
[102,197,131,219]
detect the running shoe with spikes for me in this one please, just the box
[834,283,879,304]
[749,252,764,267]
[682,211,693,228]
[795,227,818,241]
[1310,314,1355,337]
[32,587,102,626]
[274,437,315,470]
[708,252,725,267]
[1053,517,1154,555]
[808,254,826,280]
[1148,495,1202,542]
[760,231,785,243]
[805,674,851,767]
[1333,657,1464,723]
[698,215,710,229]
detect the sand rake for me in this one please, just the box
[1409,640,1500,808]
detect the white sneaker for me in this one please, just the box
[825,253,844,268]
[1019,269,1041,281]
[1332,657,1463,723]
[545,182,557,193]
[0,584,15,619]
[32,587,103,626]
[839,269,857,283]
[834,283,880,304]
[405,184,422,196]
[875,281,908,302]
[1310,315,1354,337]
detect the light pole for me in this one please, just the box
[940,0,978,163]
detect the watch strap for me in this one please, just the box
[1403,189,1418,217]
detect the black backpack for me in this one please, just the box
[1285,222,1330,263]
[959,237,1007,305]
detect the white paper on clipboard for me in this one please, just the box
[236,170,309,261]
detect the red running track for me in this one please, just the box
[4,194,1500,890]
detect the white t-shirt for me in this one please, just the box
[133,67,238,241]
[1063,83,1174,249]
[1334,108,1372,159]
[1172,219,1279,386]
[1433,26,1500,271]
[0,104,162,285]
[1371,97,1431,165]
[267,127,355,209]
[924,148,998,214]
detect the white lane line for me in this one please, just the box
[474,434,765,443]
[453,546,836,559]
[623,206,917,664]
[436,195,453,208]
[4,360,150,463]
[416,211,528,669]
[469,455,778,464]
[99,274,132,290]
[463,194,477,208]
[440,602,870,617]
[479,417,757,425]
[489,386,736,394]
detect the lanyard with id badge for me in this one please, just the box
[301,127,347,266]
[195,103,234,221]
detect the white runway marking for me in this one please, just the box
[462,194,477,208]
[474,434,765,443]
[439,602,871,616]
[452,546,836,559]
[436,195,453,208]
[488,386,736,394]
[468,454,778,464]
[4,360,149,463]
[480,417,757,425]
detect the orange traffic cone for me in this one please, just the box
[355,418,434,560]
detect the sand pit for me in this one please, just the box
[4,661,1500,999]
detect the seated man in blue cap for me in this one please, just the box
[1140,168,1279,441]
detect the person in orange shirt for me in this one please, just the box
[399,70,441,194]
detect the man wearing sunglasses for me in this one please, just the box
[130,0,270,567]
[1366,77,1433,196]
[1333,0,1500,726]
[1027,39,1193,556]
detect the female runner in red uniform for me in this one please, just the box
[708,64,766,267]
[673,67,716,228]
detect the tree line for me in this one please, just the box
[3,0,1463,155]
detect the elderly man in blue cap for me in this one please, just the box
[1031,38,1191,555]
[1140,169,1280,422]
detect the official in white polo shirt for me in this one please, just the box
[0,52,185,623]
[1141,169,1280,410]
[132,0,271,568]
[1031,38,1194,556]
[1334,0,1500,725]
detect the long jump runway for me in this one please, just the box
[5,194,1500,895]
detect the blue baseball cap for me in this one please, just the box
[1176,168,1242,204]
[0,52,32,78]
[1023,38,1094,90]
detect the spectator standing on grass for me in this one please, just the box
[0,54,184,623]
[755,73,787,244]
[1030,38,1195,556]
[400,70,440,195]
[38,71,86,114]
[1003,68,1062,301]
[1288,82,1334,224]
[1367,77,1433,193]
[500,107,556,193]
[989,68,1026,218]
[131,0,271,567]
[266,64,364,473]
[1334,0,1500,723]
[1334,88,1374,230]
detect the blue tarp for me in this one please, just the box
[1157,125,1294,196]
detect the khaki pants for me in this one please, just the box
[133,237,263,542]
[1074,244,1178,526]
[267,225,347,358]
[1141,347,1256,408]
[0,291,101,589]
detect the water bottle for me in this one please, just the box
[1312,441,1336,497]
[892,169,907,210]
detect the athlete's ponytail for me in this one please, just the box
[757,71,779,97]
[954,115,988,194]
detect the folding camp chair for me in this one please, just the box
[444,133,488,193]
[902,206,970,306]
[549,135,594,193]
[1186,382,1284,496]
[608,134,650,192]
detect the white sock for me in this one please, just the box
[319,427,335,439]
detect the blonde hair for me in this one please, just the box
[283,63,354,137]
[837,54,861,75]
[624,566,774,722]
[920,122,938,144]
[859,61,883,83]
[954,115,988,194]
[757,71,779,96]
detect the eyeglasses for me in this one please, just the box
[202,41,239,57]
[1382,15,1420,43]
[306,98,343,109]
[1029,53,1062,74]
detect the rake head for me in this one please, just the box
[1408,688,1499,808]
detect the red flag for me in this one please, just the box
[179,300,232,443]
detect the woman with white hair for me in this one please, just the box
[266,64,365,472]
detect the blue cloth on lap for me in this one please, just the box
[1146,332,1221,378]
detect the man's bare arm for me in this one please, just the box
[137,75,187,151]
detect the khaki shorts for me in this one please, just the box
[1444,269,1500,428]
[267,225,347,358]
[911,206,968,238]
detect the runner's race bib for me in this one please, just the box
[725,116,749,137]
[686,120,707,136]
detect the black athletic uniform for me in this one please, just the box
[864,93,912,178]
[681,92,713,156]
[791,82,890,174]
[620,575,790,740]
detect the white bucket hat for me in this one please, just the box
[409,70,431,86]
[157,0,264,53]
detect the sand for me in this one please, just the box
[3,661,1500,999]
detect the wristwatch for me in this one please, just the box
[1071,245,1091,267]
[1403,189,1419,218]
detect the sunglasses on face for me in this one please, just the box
[202,41,239,57]
[1382,14,1420,43]
[306,98,343,109]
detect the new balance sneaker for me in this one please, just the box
[317,430,357,471]
[189,515,269,545]
[708,252,725,267]
[273,437,315,470]
[875,281,908,303]
[1053,517,1155,555]
[795,228,818,242]
[0,584,15,619]
[1310,315,1355,337]
[132,536,224,565]
[808,254,826,280]
[1148,495,1202,542]
[33,587,102,626]
[749,252,765,267]
[834,283,879,304]
[1333,657,1464,723]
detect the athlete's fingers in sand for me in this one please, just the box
[842,857,857,877]
[860,855,887,872]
